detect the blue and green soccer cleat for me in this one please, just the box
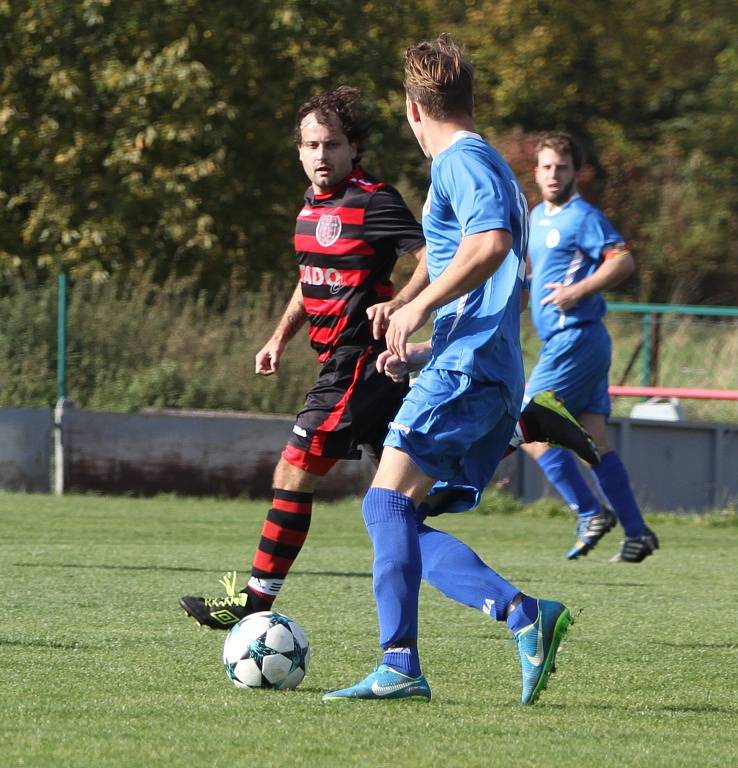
[322,664,431,702]
[514,599,572,705]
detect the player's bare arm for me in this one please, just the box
[255,281,307,375]
[367,246,428,340]
[540,246,635,312]
[385,229,512,360]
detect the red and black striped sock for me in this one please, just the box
[244,488,313,613]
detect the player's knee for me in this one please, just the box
[372,557,406,586]
[521,441,549,460]
[579,413,609,454]
[272,457,320,492]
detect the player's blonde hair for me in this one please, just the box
[403,34,474,120]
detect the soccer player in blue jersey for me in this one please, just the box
[323,36,572,705]
[522,132,659,563]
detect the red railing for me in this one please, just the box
[609,386,738,401]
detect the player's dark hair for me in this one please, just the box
[404,34,474,119]
[535,132,584,171]
[294,86,369,164]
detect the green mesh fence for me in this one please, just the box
[0,279,736,423]
[0,279,319,415]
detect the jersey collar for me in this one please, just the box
[451,130,483,145]
[543,193,580,216]
[306,165,366,203]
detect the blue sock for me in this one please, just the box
[593,452,646,537]
[418,523,519,621]
[505,595,540,635]
[362,487,421,677]
[537,447,599,519]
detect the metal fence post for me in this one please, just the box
[641,312,652,388]
[57,273,67,401]
[55,273,68,496]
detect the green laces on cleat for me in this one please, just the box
[178,571,251,630]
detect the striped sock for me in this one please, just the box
[245,488,312,612]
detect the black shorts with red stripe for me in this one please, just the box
[282,344,408,475]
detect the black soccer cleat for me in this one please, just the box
[179,571,252,630]
[610,526,660,563]
[566,507,618,560]
[521,391,600,466]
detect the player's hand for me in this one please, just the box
[377,341,431,381]
[385,301,431,362]
[540,282,582,312]
[375,350,410,382]
[366,298,406,340]
[255,338,284,375]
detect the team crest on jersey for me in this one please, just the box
[315,214,342,247]
[545,228,561,248]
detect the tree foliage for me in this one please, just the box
[1,0,736,302]
[0,0,429,291]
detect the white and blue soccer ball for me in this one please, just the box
[223,611,310,690]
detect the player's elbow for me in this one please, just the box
[623,252,636,276]
[618,252,636,281]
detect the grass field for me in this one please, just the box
[2,492,737,768]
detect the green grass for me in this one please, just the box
[2,492,736,768]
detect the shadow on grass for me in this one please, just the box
[0,637,93,650]
[12,563,372,578]
[12,562,217,573]
[515,576,650,588]
[652,640,738,650]
[578,702,738,716]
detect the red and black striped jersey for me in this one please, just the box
[294,166,424,361]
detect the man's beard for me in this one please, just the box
[550,178,576,205]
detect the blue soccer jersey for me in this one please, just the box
[422,132,528,400]
[529,195,625,341]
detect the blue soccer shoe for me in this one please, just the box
[322,664,431,702]
[566,507,618,560]
[515,599,572,705]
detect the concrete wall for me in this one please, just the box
[510,417,738,512]
[1,405,735,510]
[0,407,52,492]
[60,406,375,499]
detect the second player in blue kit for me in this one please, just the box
[523,132,659,563]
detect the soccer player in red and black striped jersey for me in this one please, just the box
[179,87,598,630]
[179,87,428,628]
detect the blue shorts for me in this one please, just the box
[384,368,517,513]
[525,322,612,417]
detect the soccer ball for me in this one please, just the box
[223,611,310,690]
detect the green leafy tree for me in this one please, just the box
[1,1,735,302]
[0,0,429,290]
